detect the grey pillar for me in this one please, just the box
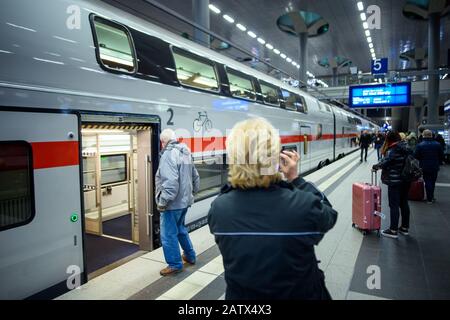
[427,12,440,125]
[299,32,308,84]
[332,67,338,87]
[192,0,210,47]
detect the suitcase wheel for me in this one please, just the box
[352,223,356,228]
[362,230,368,236]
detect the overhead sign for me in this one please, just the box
[371,58,388,75]
[349,82,411,108]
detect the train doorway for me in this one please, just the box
[80,114,159,277]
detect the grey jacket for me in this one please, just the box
[155,141,200,211]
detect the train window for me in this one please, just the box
[172,48,219,91]
[99,154,127,185]
[281,90,297,111]
[194,156,228,200]
[296,94,308,113]
[259,81,280,106]
[129,29,178,85]
[0,142,35,231]
[226,68,256,100]
[92,16,136,73]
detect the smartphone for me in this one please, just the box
[280,146,297,166]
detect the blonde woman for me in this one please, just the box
[207,118,338,300]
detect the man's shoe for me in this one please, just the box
[399,227,409,236]
[182,254,196,266]
[160,266,182,276]
[381,229,398,239]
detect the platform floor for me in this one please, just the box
[57,149,450,300]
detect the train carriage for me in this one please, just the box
[0,0,379,299]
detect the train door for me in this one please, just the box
[0,110,83,299]
[300,126,312,172]
[80,114,158,277]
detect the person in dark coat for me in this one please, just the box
[414,130,444,203]
[359,130,372,162]
[373,131,412,239]
[374,132,385,161]
[208,118,338,300]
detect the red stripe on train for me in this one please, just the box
[31,141,79,169]
[180,134,358,153]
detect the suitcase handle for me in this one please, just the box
[371,170,378,186]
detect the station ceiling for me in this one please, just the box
[104,0,450,80]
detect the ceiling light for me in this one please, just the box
[357,2,364,11]
[292,61,297,66]
[286,57,292,62]
[367,37,372,43]
[360,13,367,21]
[280,53,287,59]
[208,4,221,14]
[247,31,257,38]
[369,43,374,48]
[273,49,280,55]
[365,30,371,37]
[223,14,235,23]
[363,22,369,29]
[236,23,246,31]
[370,47,375,53]
[257,37,266,45]
[266,43,274,50]
[296,65,300,69]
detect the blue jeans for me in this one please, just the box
[160,208,196,270]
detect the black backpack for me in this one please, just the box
[401,155,422,182]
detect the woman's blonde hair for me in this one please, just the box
[226,117,282,189]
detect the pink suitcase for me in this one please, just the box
[352,171,382,236]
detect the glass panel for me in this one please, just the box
[100,154,127,185]
[260,82,280,106]
[296,95,308,113]
[281,90,297,111]
[173,51,219,91]
[194,157,227,199]
[227,70,256,100]
[94,18,135,72]
[0,142,33,229]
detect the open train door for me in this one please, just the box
[0,109,84,299]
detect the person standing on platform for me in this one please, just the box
[155,129,200,276]
[208,118,337,300]
[372,131,412,239]
[414,129,444,204]
[359,130,372,162]
[374,132,385,161]
[406,131,418,152]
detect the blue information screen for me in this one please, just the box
[349,83,411,108]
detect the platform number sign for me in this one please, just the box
[371,58,388,75]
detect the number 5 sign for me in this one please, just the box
[371,58,388,75]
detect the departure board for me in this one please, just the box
[349,82,411,108]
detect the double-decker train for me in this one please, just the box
[0,0,379,299]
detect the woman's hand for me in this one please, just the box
[280,150,300,182]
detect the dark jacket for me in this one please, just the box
[374,141,412,186]
[414,138,444,173]
[359,133,372,148]
[374,134,385,148]
[208,177,338,300]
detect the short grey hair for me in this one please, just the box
[423,129,433,138]
[160,128,177,143]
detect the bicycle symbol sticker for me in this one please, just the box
[193,111,213,132]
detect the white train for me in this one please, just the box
[0,0,379,299]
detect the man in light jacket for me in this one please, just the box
[155,129,200,276]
